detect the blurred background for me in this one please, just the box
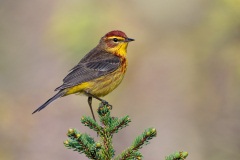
[1,0,240,159]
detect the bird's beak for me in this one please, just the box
[125,38,135,42]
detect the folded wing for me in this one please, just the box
[55,50,120,91]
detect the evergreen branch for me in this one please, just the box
[64,129,98,159]
[101,131,114,160]
[64,134,98,159]
[132,151,143,160]
[63,103,187,159]
[81,116,102,133]
[98,104,112,126]
[122,151,143,160]
[115,128,157,160]
[108,115,131,134]
[165,151,188,160]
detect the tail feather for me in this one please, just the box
[32,91,65,114]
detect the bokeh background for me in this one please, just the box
[1,0,240,159]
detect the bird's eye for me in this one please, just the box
[113,38,119,42]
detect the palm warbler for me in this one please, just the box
[32,30,134,120]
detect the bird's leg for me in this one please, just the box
[86,92,112,109]
[94,96,112,109]
[88,96,96,121]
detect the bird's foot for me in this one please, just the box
[100,100,112,110]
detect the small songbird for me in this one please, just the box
[32,30,134,120]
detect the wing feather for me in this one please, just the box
[55,49,120,91]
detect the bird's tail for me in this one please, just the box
[32,91,65,114]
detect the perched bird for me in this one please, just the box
[32,30,134,120]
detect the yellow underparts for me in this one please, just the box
[64,63,127,97]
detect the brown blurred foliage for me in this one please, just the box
[0,0,240,159]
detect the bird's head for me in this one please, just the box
[99,30,134,57]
